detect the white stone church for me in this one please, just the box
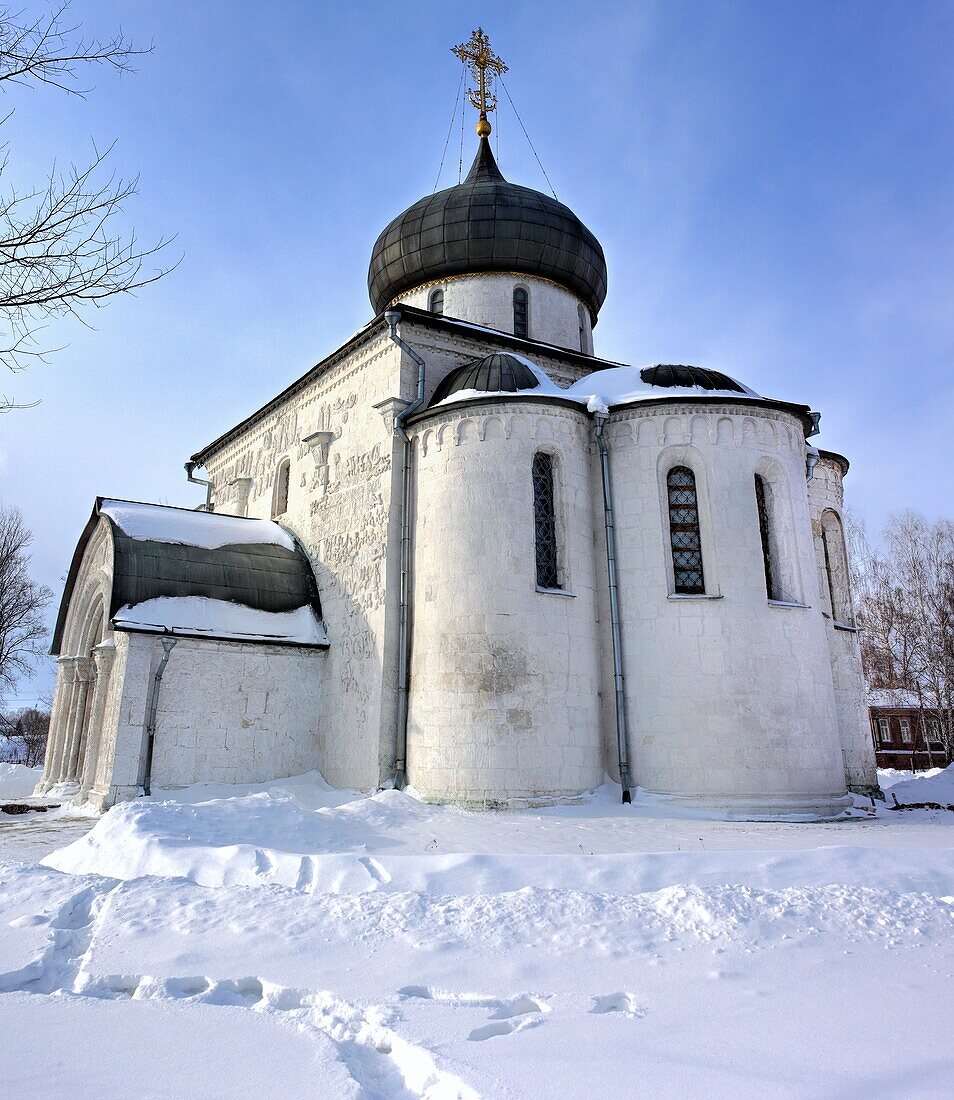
[40,35,878,818]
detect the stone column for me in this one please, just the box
[62,656,95,783]
[46,657,79,786]
[78,642,115,799]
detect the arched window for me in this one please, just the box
[532,452,560,589]
[754,473,779,600]
[272,458,290,518]
[429,288,444,315]
[513,286,529,337]
[667,466,705,594]
[821,510,854,626]
[578,303,587,353]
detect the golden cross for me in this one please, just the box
[452,27,508,137]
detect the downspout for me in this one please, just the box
[184,461,214,511]
[384,308,427,790]
[593,412,632,803]
[142,636,177,797]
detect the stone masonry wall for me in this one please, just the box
[407,400,603,804]
[807,455,879,793]
[604,404,850,818]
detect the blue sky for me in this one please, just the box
[2,0,952,706]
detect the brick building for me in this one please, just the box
[868,689,951,771]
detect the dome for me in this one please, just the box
[428,352,544,407]
[368,138,608,320]
[638,365,753,394]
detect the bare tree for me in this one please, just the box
[0,705,49,765]
[0,2,175,410]
[852,510,954,765]
[0,504,52,704]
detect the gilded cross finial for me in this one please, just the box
[452,27,508,138]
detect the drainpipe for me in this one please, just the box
[593,412,632,804]
[184,461,214,511]
[142,636,177,797]
[384,308,427,790]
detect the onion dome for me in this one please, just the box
[429,352,543,407]
[368,138,608,321]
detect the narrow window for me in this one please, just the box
[667,466,705,594]
[532,452,560,589]
[272,458,290,518]
[929,719,942,745]
[578,304,587,353]
[900,718,912,744]
[877,717,890,745]
[821,512,853,625]
[513,287,529,337]
[429,288,444,315]
[754,473,779,600]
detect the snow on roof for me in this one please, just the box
[100,499,296,552]
[428,361,763,414]
[112,596,328,646]
[867,688,924,709]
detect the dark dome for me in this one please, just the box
[429,353,541,407]
[640,365,749,394]
[368,139,608,320]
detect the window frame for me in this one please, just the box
[899,717,912,744]
[877,717,891,746]
[531,450,562,591]
[513,285,529,338]
[429,287,444,315]
[666,465,706,595]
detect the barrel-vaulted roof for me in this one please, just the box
[51,499,326,653]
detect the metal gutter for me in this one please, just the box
[593,412,632,803]
[142,636,177,797]
[384,307,427,790]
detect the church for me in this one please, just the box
[39,31,878,819]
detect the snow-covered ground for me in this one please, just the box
[2,770,953,1098]
[0,762,44,799]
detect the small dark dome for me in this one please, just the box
[429,353,541,407]
[369,139,607,320]
[640,364,749,393]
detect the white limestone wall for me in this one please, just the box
[85,632,324,807]
[605,404,850,819]
[407,400,603,805]
[396,273,594,354]
[808,455,879,793]
[202,332,405,791]
[199,319,597,793]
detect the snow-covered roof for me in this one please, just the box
[112,597,328,646]
[100,499,296,551]
[52,499,327,652]
[429,359,765,415]
[867,688,924,710]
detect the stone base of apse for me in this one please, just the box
[411,788,596,812]
[635,788,854,822]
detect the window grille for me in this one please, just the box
[513,287,529,337]
[667,466,705,594]
[532,452,560,589]
[754,474,778,600]
[273,460,290,518]
[429,288,444,315]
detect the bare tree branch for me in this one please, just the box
[0,503,52,706]
[0,3,174,410]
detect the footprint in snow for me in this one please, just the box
[589,992,645,1018]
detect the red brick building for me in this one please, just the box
[868,689,951,771]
